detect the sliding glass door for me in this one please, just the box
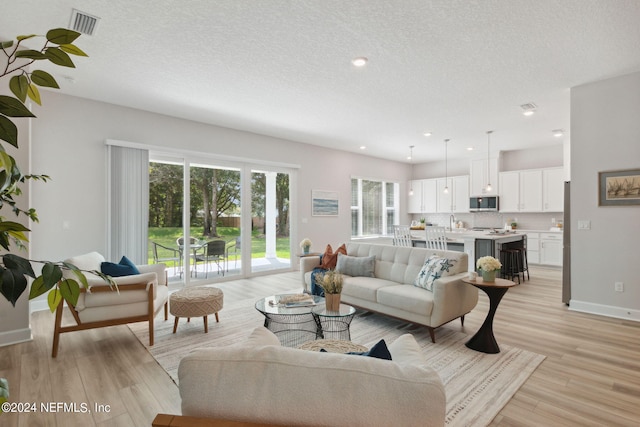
[148,155,293,283]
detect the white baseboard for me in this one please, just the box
[30,299,50,313]
[569,300,640,322]
[0,327,32,347]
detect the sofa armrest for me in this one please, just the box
[429,272,479,327]
[300,255,321,290]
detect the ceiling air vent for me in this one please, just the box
[69,9,100,36]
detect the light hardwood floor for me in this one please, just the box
[1,267,639,426]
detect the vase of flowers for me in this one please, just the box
[476,256,502,282]
[299,238,312,254]
[315,270,343,311]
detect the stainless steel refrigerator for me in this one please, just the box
[562,181,571,304]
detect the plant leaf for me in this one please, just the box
[46,28,81,45]
[58,278,80,306]
[41,262,62,291]
[17,34,37,41]
[31,70,60,89]
[0,266,28,307]
[43,47,75,68]
[1,40,14,49]
[0,221,30,233]
[0,95,35,118]
[29,275,48,299]
[59,43,88,57]
[3,254,36,278]
[15,49,47,60]
[27,84,42,106]
[0,115,18,148]
[9,75,29,103]
[62,262,89,289]
[47,288,62,312]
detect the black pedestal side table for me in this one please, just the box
[463,277,518,354]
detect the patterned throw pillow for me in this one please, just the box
[414,255,456,291]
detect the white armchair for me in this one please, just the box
[52,252,169,357]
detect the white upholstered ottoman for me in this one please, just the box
[170,286,223,333]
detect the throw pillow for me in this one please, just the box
[335,253,375,277]
[101,255,141,277]
[414,255,456,291]
[319,339,392,360]
[320,243,346,270]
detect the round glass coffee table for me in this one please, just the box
[312,304,357,341]
[255,294,324,347]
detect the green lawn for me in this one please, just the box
[147,226,290,265]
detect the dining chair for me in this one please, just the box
[393,225,413,247]
[425,226,448,250]
[150,240,182,277]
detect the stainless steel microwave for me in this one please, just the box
[469,196,499,212]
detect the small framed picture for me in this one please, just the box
[312,190,339,216]
[598,169,640,206]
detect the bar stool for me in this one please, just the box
[516,247,529,281]
[500,249,522,284]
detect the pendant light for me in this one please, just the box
[443,139,450,194]
[485,131,493,192]
[408,145,414,196]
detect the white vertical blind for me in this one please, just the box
[107,145,149,264]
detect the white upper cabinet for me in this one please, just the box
[408,179,437,213]
[499,167,564,213]
[452,175,470,213]
[470,157,499,196]
[436,178,452,213]
[408,176,468,213]
[542,167,565,212]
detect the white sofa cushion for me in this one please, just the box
[178,327,445,427]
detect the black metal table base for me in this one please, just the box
[465,287,509,354]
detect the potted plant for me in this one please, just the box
[476,256,502,282]
[314,269,343,311]
[299,238,312,255]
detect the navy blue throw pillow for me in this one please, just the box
[101,255,140,277]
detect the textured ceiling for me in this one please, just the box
[3,0,640,163]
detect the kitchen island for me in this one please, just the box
[411,228,526,272]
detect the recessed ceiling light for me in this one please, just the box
[351,57,368,67]
[467,147,474,151]
[552,129,564,137]
[423,132,432,137]
[360,145,366,150]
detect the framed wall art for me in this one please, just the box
[312,190,339,216]
[598,169,640,206]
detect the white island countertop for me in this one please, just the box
[411,229,527,243]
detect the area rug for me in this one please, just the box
[129,298,545,426]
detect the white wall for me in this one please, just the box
[29,92,411,264]
[501,145,564,171]
[570,70,640,320]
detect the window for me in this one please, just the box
[351,178,399,237]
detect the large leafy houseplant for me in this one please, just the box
[1,29,116,312]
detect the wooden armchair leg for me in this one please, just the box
[164,301,168,320]
[460,314,465,326]
[427,327,436,343]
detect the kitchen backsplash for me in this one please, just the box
[413,212,565,231]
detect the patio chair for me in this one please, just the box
[198,239,227,277]
[226,236,241,271]
[150,240,182,277]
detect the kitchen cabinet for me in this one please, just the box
[470,157,499,196]
[452,175,470,213]
[540,232,563,266]
[543,167,564,212]
[525,233,540,264]
[498,169,543,212]
[436,178,452,213]
[408,179,437,213]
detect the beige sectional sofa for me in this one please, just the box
[301,242,478,342]
[162,327,446,427]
